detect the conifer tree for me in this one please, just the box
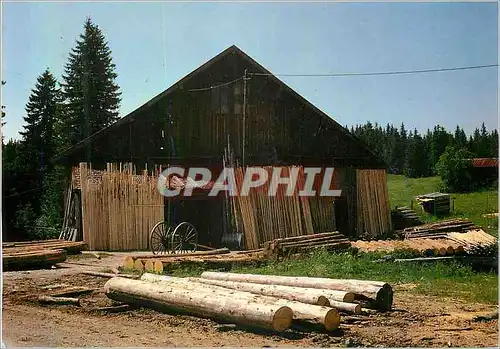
[61,17,121,155]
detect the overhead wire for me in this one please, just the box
[248,64,498,78]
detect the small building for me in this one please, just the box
[56,45,391,251]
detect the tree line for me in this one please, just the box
[2,18,121,240]
[350,122,498,178]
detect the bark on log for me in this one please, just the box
[38,295,81,306]
[200,272,393,310]
[139,274,340,330]
[191,277,354,304]
[104,277,293,332]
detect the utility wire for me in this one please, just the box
[188,77,243,92]
[248,64,498,77]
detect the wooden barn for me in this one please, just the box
[56,45,391,251]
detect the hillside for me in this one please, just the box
[387,174,498,236]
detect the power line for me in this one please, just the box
[248,64,498,78]
[188,77,243,92]
[3,186,46,199]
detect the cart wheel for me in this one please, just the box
[150,221,172,255]
[171,222,198,254]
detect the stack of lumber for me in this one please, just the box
[3,249,67,271]
[262,232,351,257]
[391,206,422,230]
[352,238,465,256]
[415,192,451,216]
[104,272,393,333]
[356,169,392,238]
[122,248,266,273]
[447,229,497,255]
[3,239,87,271]
[3,239,87,254]
[401,219,478,238]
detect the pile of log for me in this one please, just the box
[3,239,87,271]
[103,272,393,333]
[3,239,87,254]
[391,206,422,230]
[415,192,451,216]
[122,248,266,273]
[352,238,465,256]
[401,219,478,238]
[262,232,351,257]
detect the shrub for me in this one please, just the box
[436,145,474,192]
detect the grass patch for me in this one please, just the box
[232,250,498,305]
[387,174,498,236]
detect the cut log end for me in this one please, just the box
[272,306,294,332]
[134,259,144,272]
[323,308,341,331]
[376,284,394,311]
[317,296,330,307]
[144,260,155,272]
[123,256,135,270]
[343,292,355,303]
[154,260,164,274]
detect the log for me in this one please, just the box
[139,274,340,330]
[190,277,354,303]
[91,304,132,313]
[3,249,67,271]
[262,232,343,246]
[50,287,97,297]
[154,260,164,273]
[104,277,293,332]
[128,248,230,261]
[200,272,393,310]
[38,295,80,306]
[327,300,362,314]
[81,271,139,279]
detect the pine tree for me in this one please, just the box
[61,17,121,154]
[20,69,61,182]
[454,125,467,148]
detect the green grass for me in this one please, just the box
[236,251,498,305]
[387,174,498,236]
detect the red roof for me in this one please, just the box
[471,158,499,168]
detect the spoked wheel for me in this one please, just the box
[171,222,198,254]
[150,221,172,255]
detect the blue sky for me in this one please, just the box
[1,2,498,142]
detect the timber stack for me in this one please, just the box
[352,238,465,256]
[122,248,266,273]
[391,206,422,230]
[104,272,393,333]
[262,232,351,257]
[401,219,478,239]
[3,239,87,271]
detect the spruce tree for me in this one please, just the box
[20,69,60,180]
[61,17,121,155]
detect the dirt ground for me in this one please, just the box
[2,253,498,347]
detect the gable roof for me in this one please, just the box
[54,45,383,166]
